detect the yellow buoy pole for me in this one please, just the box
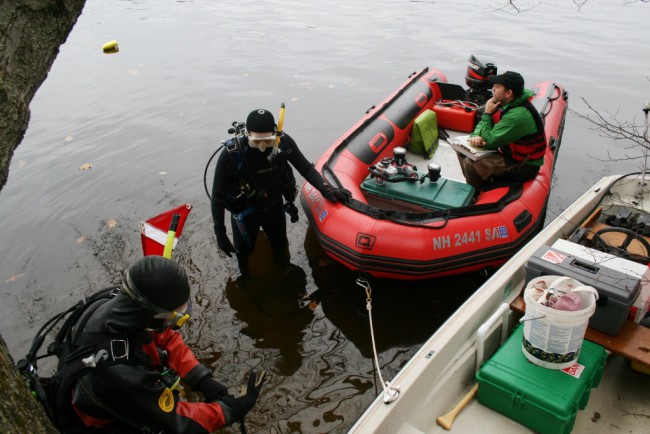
[162,213,181,259]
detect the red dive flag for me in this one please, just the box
[140,204,192,257]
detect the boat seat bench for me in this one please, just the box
[510,295,650,368]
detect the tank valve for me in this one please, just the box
[428,162,441,183]
[393,147,407,167]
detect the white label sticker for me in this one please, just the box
[561,362,584,379]
[541,249,566,265]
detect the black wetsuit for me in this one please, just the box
[211,133,330,275]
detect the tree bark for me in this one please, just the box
[0,0,86,432]
[0,335,58,433]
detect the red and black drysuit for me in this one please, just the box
[68,291,248,434]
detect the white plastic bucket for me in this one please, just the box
[521,275,599,369]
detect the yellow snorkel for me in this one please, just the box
[273,102,285,157]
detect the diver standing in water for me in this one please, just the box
[211,107,351,278]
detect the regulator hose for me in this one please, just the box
[203,145,224,201]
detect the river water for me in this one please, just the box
[1,1,649,432]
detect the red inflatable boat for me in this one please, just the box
[300,59,568,280]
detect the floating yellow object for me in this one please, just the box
[102,40,119,54]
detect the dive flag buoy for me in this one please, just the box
[102,40,119,54]
[140,204,192,257]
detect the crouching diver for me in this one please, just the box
[211,107,352,278]
[67,256,266,433]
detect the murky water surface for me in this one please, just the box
[1,1,649,432]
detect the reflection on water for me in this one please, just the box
[181,229,488,433]
[304,227,487,358]
[225,248,313,376]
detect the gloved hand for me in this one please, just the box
[237,370,266,413]
[323,187,352,204]
[197,376,229,402]
[220,371,267,424]
[284,202,300,223]
[215,227,235,257]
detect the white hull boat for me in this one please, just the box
[349,172,650,434]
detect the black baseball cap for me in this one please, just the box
[488,71,524,95]
[246,109,276,133]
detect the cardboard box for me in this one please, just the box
[476,324,607,434]
[632,266,650,323]
[525,244,641,335]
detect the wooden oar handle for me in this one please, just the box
[435,383,478,431]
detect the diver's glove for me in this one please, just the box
[323,187,352,204]
[284,202,300,223]
[197,376,229,401]
[215,227,235,257]
[221,371,267,424]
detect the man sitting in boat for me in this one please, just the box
[211,108,352,278]
[457,71,547,192]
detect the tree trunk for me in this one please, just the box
[0,335,58,433]
[0,0,86,432]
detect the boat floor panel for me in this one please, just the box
[406,136,466,184]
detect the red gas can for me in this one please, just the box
[432,103,477,133]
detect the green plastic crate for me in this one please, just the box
[476,323,607,434]
[360,175,474,211]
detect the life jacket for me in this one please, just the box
[493,100,546,162]
[223,136,297,213]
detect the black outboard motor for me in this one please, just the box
[465,54,497,104]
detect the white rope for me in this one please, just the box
[356,278,400,404]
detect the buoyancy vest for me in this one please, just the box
[224,137,297,213]
[17,288,147,433]
[493,100,547,162]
